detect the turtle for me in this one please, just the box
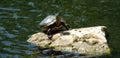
[39,13,70,39]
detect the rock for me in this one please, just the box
[27,26,110,57]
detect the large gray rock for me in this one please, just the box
[27,26,110,57]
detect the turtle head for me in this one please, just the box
[55,12,62,20]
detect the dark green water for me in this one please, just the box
[0,0,120,58]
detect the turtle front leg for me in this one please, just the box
[60,18,71,30]
[47,28,52,39]
[61,22,71,30]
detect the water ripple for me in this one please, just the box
[0,37,2,40]
[29,9,41,12]
[0,12,9,14]
[0,27,5,31]
[0,7,21,11]
[0,54,11,58]
[0,54,24,58]
[28,2,35,7]
[0,27,17,38]
[4,31,17,38]
[0,16,9,19]
[3,48,21,53]
[13,55,24,58]
[1,41,13,46]
[12,13,29,19]
[23,50,33,55]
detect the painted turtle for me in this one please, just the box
[39,13,70,39]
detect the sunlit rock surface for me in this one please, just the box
[27,26,110,57]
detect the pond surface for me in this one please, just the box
[0,0,120,58]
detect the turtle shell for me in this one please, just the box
[39,15,57,27]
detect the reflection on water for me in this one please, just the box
[0,0,120,58]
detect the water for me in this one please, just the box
[0,0,120,58]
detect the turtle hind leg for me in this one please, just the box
[47,28,53,39]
